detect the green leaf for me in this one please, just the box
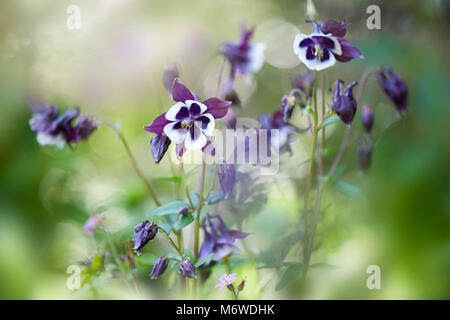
[194,253,214,268]
[147,200,189,217]
[175,214,194,231]
[189,192,200,209]
[275,265,304,291]
[334,180,363,198]
[319,116,340,129]
[206,192,224,205]
[159,214,178,234]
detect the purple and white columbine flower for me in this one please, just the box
[219,25,265,96]
[215,273,237,292]
[144,80,231,151]
[293,20,362,71]
[29,100,97,148]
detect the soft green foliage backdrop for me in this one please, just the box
[0,0,448,299]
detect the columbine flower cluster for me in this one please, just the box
[29,100,97,149]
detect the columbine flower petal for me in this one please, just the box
[203,97,231,119]
[171,79,195,102]
[163,121,188,144]
[334,38,363,62]
[196,113,215,136]
[144,113,171,134]
[165,102,189,121]
[184,124,207,150]
[185,100,207,116]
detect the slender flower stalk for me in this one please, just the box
[194,158,207,261]
[302,70,319,263]
[180,161,195,209]
[103,119,161,206]
[159,227,183,257]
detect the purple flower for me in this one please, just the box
[150,133,171,163]
[198,214,248,265]
[73,114,98,141]
[215,273,237,292]
[293,20,362,71]
[150,256,168,279]
[132,220,158,255]
[219,25,265,76]
[162,62,180,97]
[281,94,296,122]
[377,66,408,114]
[29,100,97,148]
[330,80,358,126]
[219,163,236,199]
[178,258,196,278]
[357,137,372,171]
[361,105,374,134]
[260,110,296,153]
[82,214,104,236]
[144,80,231,151]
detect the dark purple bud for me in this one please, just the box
[132,220,158,255]
[150,256,168,279]
[73,114,98,141]
[219,163,236,199]
[178,206,189,215]
[281,94,296,121]
[357,137,372,171]
[162,62,179,95]
[151,134,171,163]
[377,66,408,114]
[361,105,374,134]
[178,258,196,278]
[330,80,358,126]
[171,79,195,103]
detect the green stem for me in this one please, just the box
[302,70,319,264]
[180,162,195,209]
[103,119,161,206]
[194,159,206,261]
[159,227,183,256]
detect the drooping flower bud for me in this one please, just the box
[150,256,168,279]
[237,276,247,292]
[178,206,189,215]
[330,80,358,126]
[178,258,196,278]
[281,94,296,122]
[219,163,236,199]
[224,109,237,129]
[132,220,158,255]
[361,105,374,134]
[357,137,372,171]
[377,66,408,114]
[151,134,171,164]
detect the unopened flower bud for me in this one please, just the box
[151,134,171,164]
[179,258,196,278]
[178,206,189,215]
[150,256,168,279]
[132,220,158,255]
[377,66,408,114]
[226,284,235,292]
[237,276,247,291]
[357,137,372,171]
[361,105,374,134]
[330,80,358,126]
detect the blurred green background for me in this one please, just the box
[0,0,449,299]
